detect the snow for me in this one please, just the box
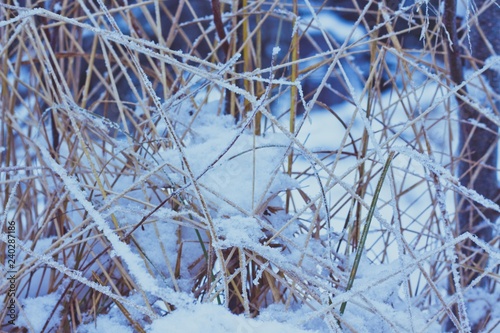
[78,305,136,333]
[486,55,500,74]
[465,287,500,332]
[156,104,297,218]
[301,12,366,44]
[147,303,318,333]
[52,2,63,14]
[16,293,63,332]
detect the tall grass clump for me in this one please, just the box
[1,1,498,332]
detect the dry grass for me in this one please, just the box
[1,1,498,332]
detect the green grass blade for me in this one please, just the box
[340,151,395,315]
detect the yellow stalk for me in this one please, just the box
[286,0,299,213]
